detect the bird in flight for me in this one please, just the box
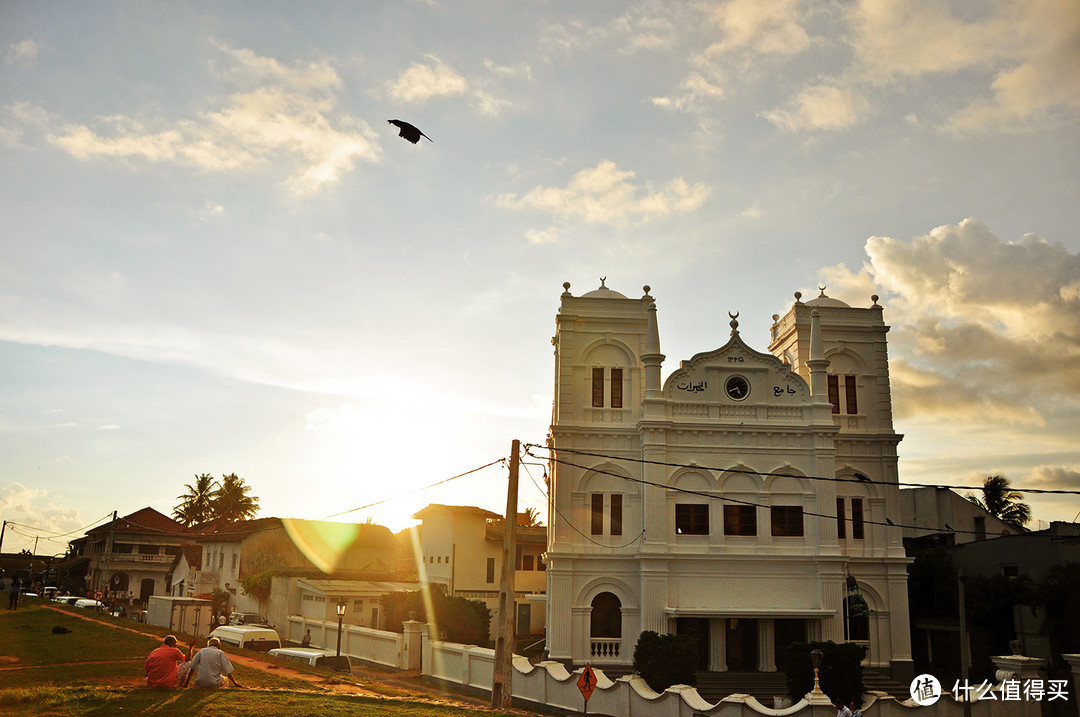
[388,119,432,144]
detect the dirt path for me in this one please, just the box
[43,605,537,714]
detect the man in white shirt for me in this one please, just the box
[182,637,244,688]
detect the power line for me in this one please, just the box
[524,444,1080,496]
[4,513,114,540]
[527,446,996,537]
[323,457,508,520]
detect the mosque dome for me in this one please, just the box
[581,278,627,299]
[804,287,850,308]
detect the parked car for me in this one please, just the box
[267,647,352,673]
[52,595,81,605]
[228,611,270,627]
[73,599,107,612]
[42,586,59,599]
[210,625,281,652]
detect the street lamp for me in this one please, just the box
[336,601,347,657]
[810,649,824,695]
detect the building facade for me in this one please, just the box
[73,508,188,608]
[412,504,547,637]
[545,281,913,681]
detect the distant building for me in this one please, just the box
[898,486,1021,554]
[192,517,404,630]
[412,504,547,637]
[69,507,188,607]
[545,281,913,681]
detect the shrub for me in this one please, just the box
[632,630,699,692]
[380,586,491,646]
[783,641,866,704]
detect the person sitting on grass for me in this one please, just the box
[182,637,244,689]
[145,635,187,688]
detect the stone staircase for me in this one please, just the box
[693,671,792,707]
[862,669,912,700]
[690,669,910,707]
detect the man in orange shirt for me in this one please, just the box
[145,635,187,688]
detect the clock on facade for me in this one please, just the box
[725,375,750,401]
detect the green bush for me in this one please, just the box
[783,641,866,704]
[632,630,699,692]
[380,586,491,646]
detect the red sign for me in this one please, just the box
[577,664,596,702]
[93,590,103,601]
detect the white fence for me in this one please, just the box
[279,616,1059,717]
[285,615,405,670]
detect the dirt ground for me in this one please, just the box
[42,605,539,714]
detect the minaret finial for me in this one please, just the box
[729,311,740,334]
[599,276,607,288]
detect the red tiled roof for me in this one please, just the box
[181,544,202,569]
[88,507,186,535]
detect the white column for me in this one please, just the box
[709,618,727,672]
[757,619,776,672]
[1062,655,1080,717]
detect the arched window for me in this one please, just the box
[590,592,622,659]
[844,596,870,641]
[590,592,622,638]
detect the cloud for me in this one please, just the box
[704,0,811,57]
[850,0,1080,133]
[651,67,726,111]
[387,57,468,103]
[495,160,710,226]
[652,0,1079,131]
[762,84,865,132]
[44,46,381,195]
[0,482,85,552]
[386,56,517,117]
[6,39,39,65]
[1027,465,1080,490]
[820,219,1080,425]
[525,227,560,246]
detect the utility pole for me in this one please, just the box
[491,439,520,710]
[958,569,972,717]
[99,510,117,597]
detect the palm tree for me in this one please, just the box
[212,473,259,523]
[520,507,544,527]
[967,475,1031,530]
[173,473,218,527]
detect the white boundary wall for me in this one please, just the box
[282,616,1048,717]
[285,615,405,670]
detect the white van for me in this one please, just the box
[267,647,352,673]
[209,625,281,652]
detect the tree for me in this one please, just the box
[173,473,218,527]
[1036,562,1080,665]
[633,631,699,692]
[966,475,1031,530]
[520,507,544,527]
[212,473,259,523]
[240,569,274,614]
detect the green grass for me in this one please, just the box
[0,601,520,716]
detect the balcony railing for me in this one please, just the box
[590,638,621,660]
[107,553,174,565]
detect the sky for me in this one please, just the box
[1,0,1079,555]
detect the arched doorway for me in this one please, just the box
[139,578,155,607]
[109,572,129,594]
[590,592,622,660]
